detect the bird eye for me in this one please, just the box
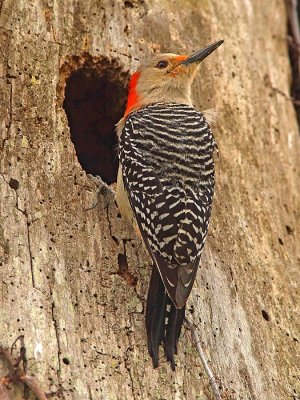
[156,60,169,69]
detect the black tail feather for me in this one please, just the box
[164,298,178,370]
[145,264,185,370]
[145,264,167,368]
[174,304,185,354]
[164,299,185,370]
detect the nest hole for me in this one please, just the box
[63,58,129,184]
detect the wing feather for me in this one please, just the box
[119,104,215,309]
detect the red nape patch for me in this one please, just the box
[124,71,141,117]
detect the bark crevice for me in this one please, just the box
[51,302,62,379]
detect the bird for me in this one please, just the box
[116,40,223,370]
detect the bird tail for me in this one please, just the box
[145,264,185,371]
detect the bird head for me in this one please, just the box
[124,40,223,117]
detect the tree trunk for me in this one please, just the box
[0,1,299,399]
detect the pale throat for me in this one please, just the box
[118,75,194,135]
[136,82,194,112]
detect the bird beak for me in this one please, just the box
[180,40,224,66]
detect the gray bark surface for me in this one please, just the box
[0,1,299,399]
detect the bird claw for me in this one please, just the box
[85,174,115,211]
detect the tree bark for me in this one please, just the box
[0,1,299,399]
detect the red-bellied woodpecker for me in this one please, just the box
[116,40,223,370]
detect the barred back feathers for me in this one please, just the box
[119,102,216,309]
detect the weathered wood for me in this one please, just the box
[0,1,299,399]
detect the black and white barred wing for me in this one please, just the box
[119,106,215,309]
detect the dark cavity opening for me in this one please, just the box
[261,310,270,322]
[286,2,300,125]
[63,57,129,184]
